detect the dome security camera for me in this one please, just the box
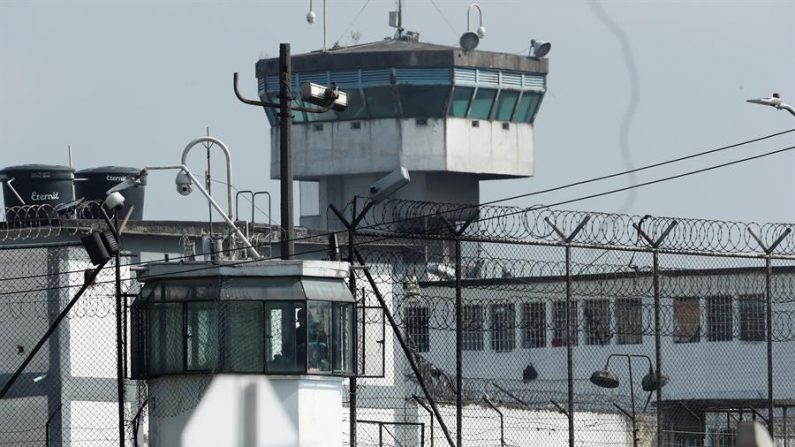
[175,171,193,196]
[306,10,316,23]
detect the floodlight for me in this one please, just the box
[641,367,669,392]
[301,81,348,112]
[369,167,410,204]
[460,32,480,51]
[590,369,620,388]
[530,39,551,58]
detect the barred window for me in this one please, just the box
[552,301,578,347]
[490,303,516,352]
[615,298,643,345]
[706,296,733,342]
[584,299,612,345]
[405,306,430,352]
[463,305,484,351]
[522,302,546,348]
[673,297,701,343]
[739,295,765,342]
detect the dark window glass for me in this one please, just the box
[494,90,520,121]
[584,299,612,345]
[514,92,542,123]
[462,305,484,351]
[449,87,475,117]
[707,296,733,342]
[364,86,399,118]
[149,303,183,374]
[522,302,546,348]
[552,301,578,347]
[405,306,430,352]
[186,302,219,371]
[266,301,305,372]
[490,303,515,352]
[616,298,643,345]
[335,88,368,121]
[673,297,701,343]
[470,88,497,120]
[739,295,765,342]
[225,302,264,372]
[332,303,355,373]
[307,301,332,372]
[398,85,450,117]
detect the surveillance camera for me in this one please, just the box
[103,191,126,211]
[477,25,486,39]
[175,171,193,196]
[306,10,316,23]
[369,167,410,204]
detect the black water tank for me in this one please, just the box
[75,166,145,220]
[0,164,75,222]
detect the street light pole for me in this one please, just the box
[279,43,294,260]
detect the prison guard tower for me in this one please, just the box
[255,38,548,229]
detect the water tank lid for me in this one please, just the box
[0,164,75,181]
[76,166,141,175]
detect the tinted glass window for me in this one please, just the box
[449,87,475,117]
[364,86,399,118]
[494,90,520,121]
[149,303,183,374]
[332,303,354,373]
[470,88,497,120]
[266,301,305,372]
[514,92,542,123]
[398,85,450,117]
[307,301,332,372]
[186,302,219,371]
[225,302,264,372]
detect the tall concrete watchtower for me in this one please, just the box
[255,38,548,228]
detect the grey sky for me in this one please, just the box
[1,0,794,225]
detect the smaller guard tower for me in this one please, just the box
[255,39,549,228]
[131,260,355,447]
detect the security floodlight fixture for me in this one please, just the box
[590,368,620,388]
[175,170,193,196]
[746,92,795,117]
[300,81,348,112]
[530,39,551,58]
[641,367,669,392]
[369,166,410,204]
[460,32,480,51]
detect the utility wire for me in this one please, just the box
[428,0,459,38]
[2,139,795,293]
[1,128,793,283]
[333,0,373,47]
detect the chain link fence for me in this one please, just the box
[3,197,795,446]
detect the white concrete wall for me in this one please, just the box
[148,375,344,447]
[272,118,533,179]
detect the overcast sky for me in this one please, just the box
[1,0,794,225]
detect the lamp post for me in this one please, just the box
[747,93,795,118]
[234,44,347,260]
[590,354,669,447]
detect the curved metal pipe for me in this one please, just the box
[181,137,234,220]
[467,3,483,32]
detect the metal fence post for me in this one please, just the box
[748,227,791,440]
[634,219,678,447]
[545,216,590,447]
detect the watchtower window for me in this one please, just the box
[364,86,399,118]
[514,92,543,123]
[469,89,497,120]
[448,87,474,117]
[398,85,449,117]
[494,90,520,121]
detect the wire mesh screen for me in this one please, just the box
[0,243,142,446]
